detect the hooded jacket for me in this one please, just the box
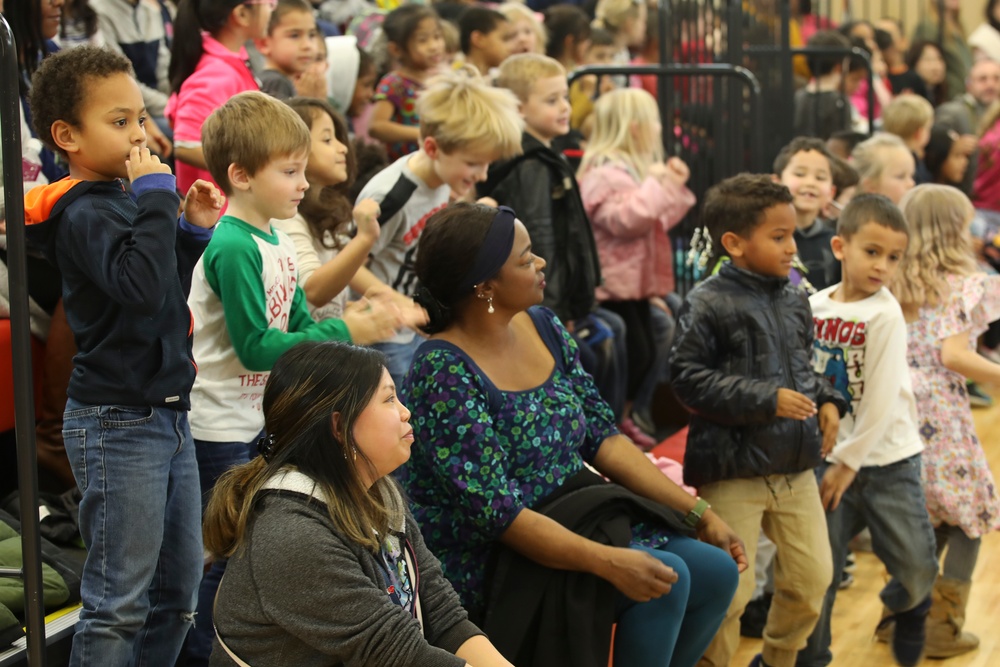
[24,173,211,410]
[479,132,602,323]
[669,263,848,487]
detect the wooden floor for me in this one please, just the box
[731,389,1000,667]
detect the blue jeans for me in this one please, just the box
[185,437,257,666]
[373,336,423,389]
[62,399,203,667]
[614,538,739,667]
[796,455,938,667]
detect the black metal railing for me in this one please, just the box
[0,12,48,667]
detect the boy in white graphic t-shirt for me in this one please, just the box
[799,194,938,667]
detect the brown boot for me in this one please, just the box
[924,576,980,658]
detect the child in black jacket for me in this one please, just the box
[669,174,847,667]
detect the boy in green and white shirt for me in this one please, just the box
[184,91,402,664]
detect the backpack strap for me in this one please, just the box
[376,174,419,227]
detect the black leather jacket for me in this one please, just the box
[479,133,601,323]
[669,263,848,487]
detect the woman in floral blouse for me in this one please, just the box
[398,202,746,667]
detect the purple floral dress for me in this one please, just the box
[907,273,1000,538]
[397,308,661,618]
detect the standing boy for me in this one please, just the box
[24,46,223,666]
[184,90,403,665]
[774,137,840,291]
[669,174,847,667]
[797,194,938,667]
[357,68,524,385]
[483,53,635,439]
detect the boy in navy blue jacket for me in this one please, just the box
[669,174,847,667]
[24,46,222,666]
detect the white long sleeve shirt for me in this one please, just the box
[810,285,923,470]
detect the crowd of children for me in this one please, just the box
[4,0,1000,665]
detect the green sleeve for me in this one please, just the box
[204,229,353,373]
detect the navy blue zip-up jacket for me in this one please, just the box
[669,262,848,487]
[24,173,211,410]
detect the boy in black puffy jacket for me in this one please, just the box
[669,174,847,667]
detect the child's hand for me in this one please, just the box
[818,402,840,456]
[664,157,690,186]
[648,162,670,183]
[294,66,327,99]
[353,199,381,243]
[144,117,173,158]
[183,180,225,229]
[820,462,856,511]
[342,297,402,345]
[126,146,171,182]
[775,388,816,420]
[363,285,428,331]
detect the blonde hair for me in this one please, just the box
[851,132,909,190]
[496,52,565,102]
[579,88,663,179]
[891,184,977,311]
[882,94,934,140]
[499,2,547,53]
[418,66,524,157]
[202,91,311,196]
[593,0,641,33]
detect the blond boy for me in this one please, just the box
[356,68,523,385]
[882,94,935,183]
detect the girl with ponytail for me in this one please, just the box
[165,0,270,194]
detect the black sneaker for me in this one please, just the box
[888,597,931,667]
[739,593,772,638]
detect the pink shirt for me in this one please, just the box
[974,121,1000,213]
[165,33,259,193]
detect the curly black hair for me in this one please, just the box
[702,173,794,259]
[29,46,135,157]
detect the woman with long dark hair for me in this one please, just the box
[206,341,514,666]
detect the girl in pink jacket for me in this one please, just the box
[578,88,695,429]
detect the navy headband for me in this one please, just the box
[462,206,517,291]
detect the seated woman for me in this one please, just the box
[204,341,514,667]
[399,202,745,667]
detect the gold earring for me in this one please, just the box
[487,295,494,314]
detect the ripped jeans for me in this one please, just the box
[62,399,203,667]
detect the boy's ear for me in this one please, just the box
[255,36,272,57]
[422,135,439,159]
[830,235,846,261]
[227,163,252,192]
[770,173,781,184]
[50,120,79,155]
[720,231,745,258]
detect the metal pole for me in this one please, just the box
[0,13,48,667]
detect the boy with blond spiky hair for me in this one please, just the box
[357,67,524,386]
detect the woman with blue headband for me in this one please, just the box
[399,202,746,667]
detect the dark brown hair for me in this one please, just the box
[702,173,794,258]
[203,342,398,556]
[286,97,357,249]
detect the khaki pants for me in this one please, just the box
[697,470,832,667]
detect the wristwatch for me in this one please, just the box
[684,497,711,528]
